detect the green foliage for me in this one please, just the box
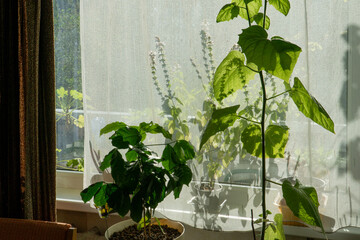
[199,105,240,149]
[264,214,286,240]
[80,122,195,232]
[200,0,335,239]
[213,51,256,102]
[282,179,325,233]
[289,77,335,133]
[268,0,290,16]
[238,26,301,82]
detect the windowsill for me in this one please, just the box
[56,171,360,239]
[56,170,97,213]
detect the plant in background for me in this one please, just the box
[200,1,335,240]
[80,121,195,239]
[56,87,84,171]
[150,26,290,190]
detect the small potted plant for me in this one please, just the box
[80,121,195,240]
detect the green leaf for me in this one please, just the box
[94,184,117,207]
[125,150,138,162]
[290,77,335,133]
[100,122,126,136]
[139,121,172,139]
[130,193,143,223]
[265,214,285,240]
[173,140,195,162]
[80,182,103,203]
[265,125,289,158]
[253,13,270,30]
[241,124,289,158]
[108,188,131,216]
[100,148,117,171]
[161,145,180,172]
[110,150,127,186]
[238,25,302,82]
[233,0,262,20]
[213,51,256,102]
[200,105,240,149]
[269,0,290,16]
[216,3,240,23]
[56,87,67,98]
[282,179,324,232]
[110,126,142,149]
[174,164,193,187]
[241,124,262,157]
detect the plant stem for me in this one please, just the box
[265,178,282,186]
[260,2,268,240]
[266,90,291,101]
[259,70,267,240]
[239,116,261,124]
[251,209,257,240]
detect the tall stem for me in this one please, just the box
[259,71,267,240]
[260,2,268,240]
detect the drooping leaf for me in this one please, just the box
[269,0,290,16]
[233,0,262,20]
[241,124,262,157]
[80,182,103,203]
[110,150,127,186]
[100,148,117,171]
[282,179,324,233]
[253,13,270,30]
[174,164,193,186]
[200,105,240,149]
[161,145,180,172]
[173,140,195,162]
[241,124,289,158]
[139,121,172,139]
[94,184,117,207]
[130,193,143,223]
[265,125,289,158]
[100,122,126,136]
[264,214,286,240]
[238,25,301,82]
[216,3,240,23]
[213,51,256,102]
[290,77,335,133]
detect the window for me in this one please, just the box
[57,0,360,236]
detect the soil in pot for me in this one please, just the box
[109,224,181,240]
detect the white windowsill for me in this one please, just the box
[56,170,360,239]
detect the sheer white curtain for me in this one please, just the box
[81,0,360,232]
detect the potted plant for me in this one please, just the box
[200,1,335,240]
[80,121,195,240]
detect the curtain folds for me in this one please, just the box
[0,0,56,221]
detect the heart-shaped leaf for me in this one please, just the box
[282,179,324,233]
[200,105,240,149]
[290,77,335,133]
[241,124,289,158]
[233,0,262,20]
[253,13,270,30]
[213,51,256,102]
[269,0,290,16]
[216,3,240,23]
[238,25,301,82]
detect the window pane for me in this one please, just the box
[54,0,84,172]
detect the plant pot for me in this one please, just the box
[104,218,185,240]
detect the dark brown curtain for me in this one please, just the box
[0,0,56,221]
